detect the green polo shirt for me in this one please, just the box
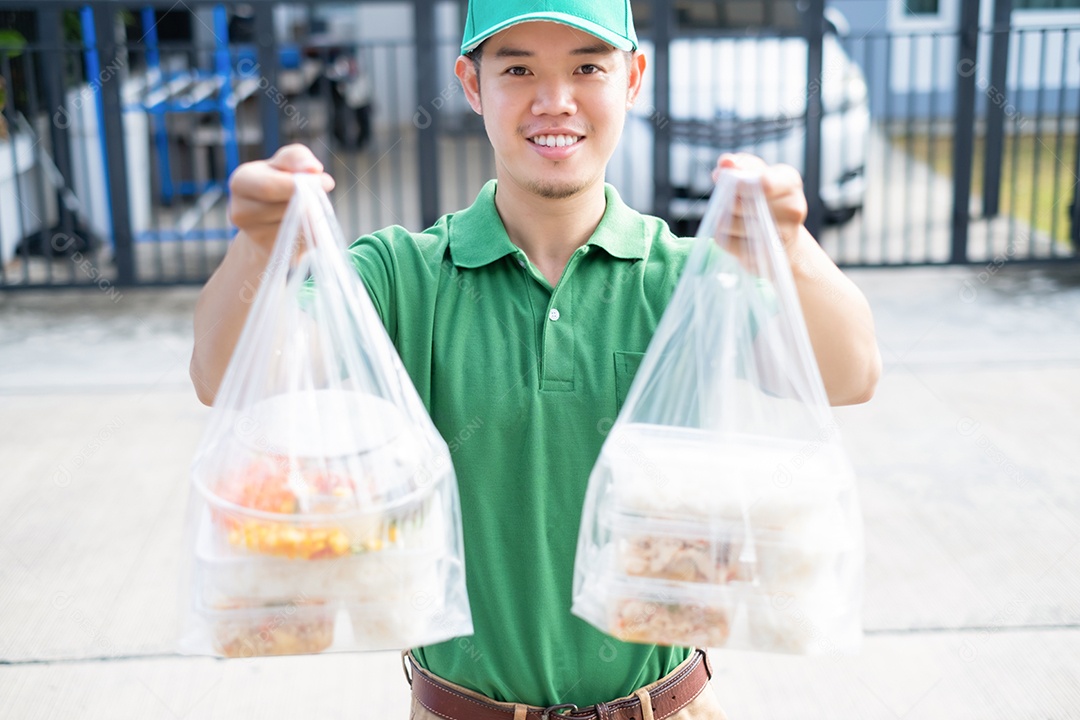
[347,180,696,707]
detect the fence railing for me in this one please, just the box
[815,12,1080,266]
[0,0,1077,289]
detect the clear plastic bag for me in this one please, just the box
[178,174,473,657]
[572,170,863,655]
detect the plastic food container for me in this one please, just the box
[203,599,336,658]
[600,577,735,647]
[194,509,446,606]
[607,425,855,525]
[193,391,445,561]
[595,508,855,649]
[607,510,851,595]
[744,592,860,655]
[196,585,461,658]
[587,569,858,652]
[197,589,463,658]
[184,390,475,656]
[347,600,434,649]
[609,513,743,584]
[192,499,468,656]
[573,424,862,653]
[202,479,433,560]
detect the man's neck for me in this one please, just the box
[493,176,607,286]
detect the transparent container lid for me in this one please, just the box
[193,390,452,521]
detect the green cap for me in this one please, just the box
[460,0,638,56]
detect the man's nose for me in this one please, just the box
[532,78,576,115]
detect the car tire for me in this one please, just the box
[821,202,861,226]
[332,96,372,149]
[354,104,372,149]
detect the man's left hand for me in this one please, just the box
[711,154,881,407]
[711,153,808,256]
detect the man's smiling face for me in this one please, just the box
[456,21,645,201]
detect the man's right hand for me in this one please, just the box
[191,144,335,406]
[228,143,336,253]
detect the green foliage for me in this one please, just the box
[0,29,26,58]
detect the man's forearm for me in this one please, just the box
[788,227,881,406]
[190,231,273,405]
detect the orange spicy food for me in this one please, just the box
[213,459,358,560]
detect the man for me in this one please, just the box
[191,0,881,717]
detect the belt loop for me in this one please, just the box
[595,701,611,720]
[401,650,413,686]
[699,648,713,680]
[513,705,528,720]
[633,689,655,720]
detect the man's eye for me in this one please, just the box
[579,64,601,74]
[506,66,528,76]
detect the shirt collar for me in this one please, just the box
[447,181,520,269]
[588,184,647,261]
[448,180,646,269]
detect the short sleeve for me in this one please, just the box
[347,232,397,338]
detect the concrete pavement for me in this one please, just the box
[1,262,1079,719]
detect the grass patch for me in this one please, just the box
[893,130,1078,244]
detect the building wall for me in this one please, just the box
[830,0,1080,121]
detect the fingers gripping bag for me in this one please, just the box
[179,174,473,657]
[572,170,863,655]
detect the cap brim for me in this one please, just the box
[461,13,637,55]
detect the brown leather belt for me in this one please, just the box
[405,649,713,720]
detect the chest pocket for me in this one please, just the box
[613,351,646,414]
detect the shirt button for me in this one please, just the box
[548,308,561,322]
[517,259,525,267]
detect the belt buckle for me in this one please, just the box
[542,703,579,719]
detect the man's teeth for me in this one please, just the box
[531,135,581,148]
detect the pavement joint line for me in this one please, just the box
[863,623,1080,635]
[880,357,1080,370]
[5,625,1080,668]
[0,653,184,666]
[4,357,1076,397]
[0,383,199,396]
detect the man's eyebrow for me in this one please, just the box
[493,47,533,58]
[491,43,615,58]
[571,44,615,56]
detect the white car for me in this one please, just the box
[608,7,870,230]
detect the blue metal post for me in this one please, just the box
[213,4,240,178]
[254,3,280,158]
[141,6,175,204]
[87,3,136,283]
[79,6,112,243]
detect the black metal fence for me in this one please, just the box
[818,0,1080,266]
[0,0,1077,289]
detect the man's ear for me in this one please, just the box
[626,51,647,108]
[455,56,483,115]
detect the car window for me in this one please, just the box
[632,0,803,32]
